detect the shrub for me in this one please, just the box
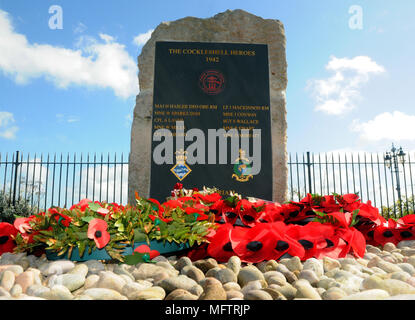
[381,196,415,219]
[0,191,37,224]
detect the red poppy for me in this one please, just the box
[148,198,161,207]
[134,244,160,260]
[298,194,325,214]
[312,228,345,259]
[87,219,110,249]
[149,214,173,224]
[148,198,165,214]
[177,196,195,204]
[24,231,39,244]
[356,223,378,246]
[49,208,72,227]
[266,222,305,260]
[0,222,18,255]
[13,216,40,244]
[336,227,366,258]
[341,193,360,204]
[323,211,352,229]
[185,207,209,221]
[257,203,285,223]
[147,199,173,223]
[373,219,401,246]
[109,202,124,213]
[298,207,318,223]
[207,223,236,262]
[394,215,415,242]
[96,208,110,217]
[221,201,239,225]
[299,193,314,206]
[292,195,325,222]
[397,215,415,227]
[336,193,360,212]
[286,222,338,260]
[230,223,274,263]
[192,202,210,212]
[320,195,342,213]
[163,199,183,210]
[280,203,304,222]
[148,198,163,214]
[14,217,32,234]
[70,198,92,211]
[282,202,319,225]
[394,226,415,242]
[357,201,384,226]
[209,200,224,222]
[193,192,222,205]
[187,243,209,261]
[236,199,264,227]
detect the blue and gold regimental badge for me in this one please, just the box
[171,149,192,181]
[232,149,253,182]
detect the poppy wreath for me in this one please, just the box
[176,189,415,263]
[0,190,217,263]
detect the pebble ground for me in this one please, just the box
[2,240,415,300]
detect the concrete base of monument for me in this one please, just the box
[45,240,190,262]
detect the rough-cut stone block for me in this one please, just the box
[128,9,287,203]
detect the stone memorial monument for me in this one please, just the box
[128,9,288,203]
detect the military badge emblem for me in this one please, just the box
[171,149,192,181]
[199,70,225,95]
[232,149,253,182]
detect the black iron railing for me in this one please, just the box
[1,151,414,218]
[0,151,129,211]
[288,151,415,218]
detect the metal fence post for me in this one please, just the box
[12,150,20,206]
[306,151,313,195]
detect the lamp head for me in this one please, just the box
[384,152,391,168]
[398,147,406,164]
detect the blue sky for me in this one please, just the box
[0,0,414,157]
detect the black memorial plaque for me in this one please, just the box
[150,41,272,201]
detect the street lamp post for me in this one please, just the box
[384,144,406,216]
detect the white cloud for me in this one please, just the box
[56,113,80,123]
[351,111,415,142]
[20,157,49,189]
[0,111,18,139]
[369,26,385,34]
[73,22,87,34]
[71,163,129,205]
[0,10,138,99]
[67,116,80,123]
[133,29,153,47]
[125,113,133,127]
[99,33,115,43]
[307,56,385,115]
